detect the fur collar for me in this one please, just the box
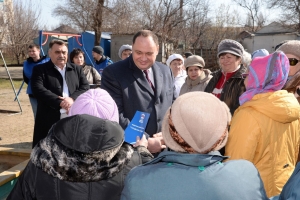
[31,135,134,182]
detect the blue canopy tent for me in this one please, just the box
[68,31,112,66]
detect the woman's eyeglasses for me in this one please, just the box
[289,58,300,66]
[241,73,249,79]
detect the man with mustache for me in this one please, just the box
[31,40,89,148]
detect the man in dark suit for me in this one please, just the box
[101,30,175,154]
[31,40,89,148]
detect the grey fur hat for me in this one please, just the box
[118,44,132,58]
[217,39,244,58]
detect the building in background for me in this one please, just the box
[239,22,300,53]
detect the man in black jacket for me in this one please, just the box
[31,40,89,148]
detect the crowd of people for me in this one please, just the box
[10,30,300,199]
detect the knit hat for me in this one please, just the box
[217,39,244,58]
[166,54,184,66]
[251,49,269,59]
[277,40,300,59]
[184,55,205,69]
[69,88,119,123]
[118,44,132,59]
[184,52,193,58]
[162,92,231,154]
[92,46,104,55]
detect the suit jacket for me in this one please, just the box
[101,55,175,137]
[31,60,89,148]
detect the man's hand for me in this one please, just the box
[59,96,74,110]
[147,133,166,153]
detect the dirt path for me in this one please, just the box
[0,67,33,149]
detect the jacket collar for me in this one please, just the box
[215,65,247,79]
[144,150,228,167]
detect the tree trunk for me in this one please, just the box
[94,0,104,46]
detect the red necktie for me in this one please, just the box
[143,70,155,92]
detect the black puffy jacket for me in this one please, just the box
[7,115,153,200]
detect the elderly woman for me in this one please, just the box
[179,55,212,95]
[7,89,153,200]
[70,48,101,86]
[166,54,187,96]
[205,39,246,115]
[277,40,300,103]
[121,92,268,200]
[225,51,300,197]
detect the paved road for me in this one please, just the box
[0,66,23,80]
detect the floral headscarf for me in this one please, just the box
[239,51,289,105]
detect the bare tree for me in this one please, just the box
[101,0,141,34]
[199,4,243,69]
[0,1,8,45]
[182,0,211,54]
[53,0,105,45]
[267,0,300,31]
[233,0,265,32]
[6,0,41,64]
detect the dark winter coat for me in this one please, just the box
[101,55,175,137]
[7,114,153,200]
[31,60,89,148]
[204,66,247,115]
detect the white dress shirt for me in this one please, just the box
[55,65,69,117]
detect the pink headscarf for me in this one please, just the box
[239,51,289,105]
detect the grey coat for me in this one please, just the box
[101,55,175,137]
[121,151,269,200]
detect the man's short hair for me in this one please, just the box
[49,40,67,49]
[133,30,159,46]
[28,44,40,50]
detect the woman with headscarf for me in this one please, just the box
[179,55,212,95]
[205,39,247,115]
[121,92,268,200]
[7,89,153,200]
[225,51,300,197]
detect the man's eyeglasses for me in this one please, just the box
[241,73,249,79]
[289,58,300,66]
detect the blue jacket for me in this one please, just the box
[23,56,50,95]
[121,151,268,200]
[270,162,300,200]
[94,56,113,75]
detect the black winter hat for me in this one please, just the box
[92,46,104,55]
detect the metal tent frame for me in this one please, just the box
[0,49,22,115]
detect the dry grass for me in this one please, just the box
[0,79,24,90]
